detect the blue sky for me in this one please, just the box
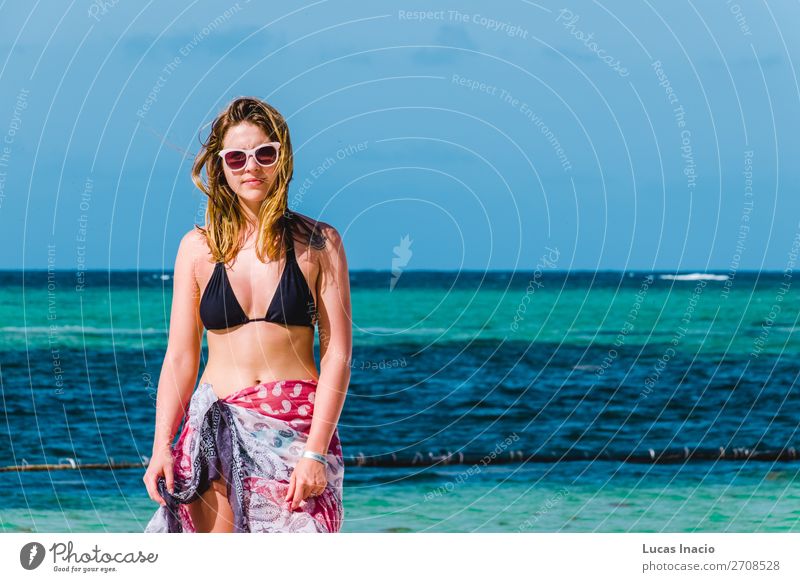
[0,0,798,270]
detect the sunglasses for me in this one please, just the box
[218,142,281,171]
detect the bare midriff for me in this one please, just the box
[198,323,319,400]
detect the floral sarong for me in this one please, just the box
[144,378,344,533]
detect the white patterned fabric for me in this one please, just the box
[144,379,344,533]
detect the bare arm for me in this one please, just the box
[151,229,204,453]
[305,225,352,455]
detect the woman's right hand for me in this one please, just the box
[143,445,175,506]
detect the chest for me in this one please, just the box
[197,247,319,314]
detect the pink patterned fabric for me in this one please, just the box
[144,378,344,533]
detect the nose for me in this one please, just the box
[244,154,261,172]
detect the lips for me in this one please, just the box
[242,179,262,185]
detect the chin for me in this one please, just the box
[236,189,267,201]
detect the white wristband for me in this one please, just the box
[302,450,328,466]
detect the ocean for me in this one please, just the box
[1,269,799,532]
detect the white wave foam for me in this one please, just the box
[659,273,729,281]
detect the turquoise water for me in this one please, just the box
[1,270,799,532]
[6,270,800,355]
[2,463,798,533]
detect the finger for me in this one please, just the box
[284,473,295,502]
[313,479,327,496]
[291,482,307,510]
[149,485,164,506]
[285,474,296,502]
[164,465,175,494]
[144,475,161,505]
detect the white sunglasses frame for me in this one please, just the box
[217,142,281,170]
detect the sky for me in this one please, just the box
[0,0,799,271]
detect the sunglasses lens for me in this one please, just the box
[224,150,247,170]
[255,145,278,166]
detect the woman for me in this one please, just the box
[142,97,352,533]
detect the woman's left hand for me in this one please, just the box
[285,456,328,510]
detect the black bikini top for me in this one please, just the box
[199,233,317,331]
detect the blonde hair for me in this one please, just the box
[192,96,309,265]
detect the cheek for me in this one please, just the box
[222,168,237,186]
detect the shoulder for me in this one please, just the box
[291,211,343,251]
[182,225,210,250]
[176,226,211,267]
[319,222,344,254]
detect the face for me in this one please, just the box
[219,121,279,202]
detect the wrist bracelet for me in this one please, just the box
[302,450,328,466]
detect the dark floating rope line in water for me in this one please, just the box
[346,446,800,466]
[0,460,146,472]
[1,447,798,472]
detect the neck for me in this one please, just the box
[240,199,260,223]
